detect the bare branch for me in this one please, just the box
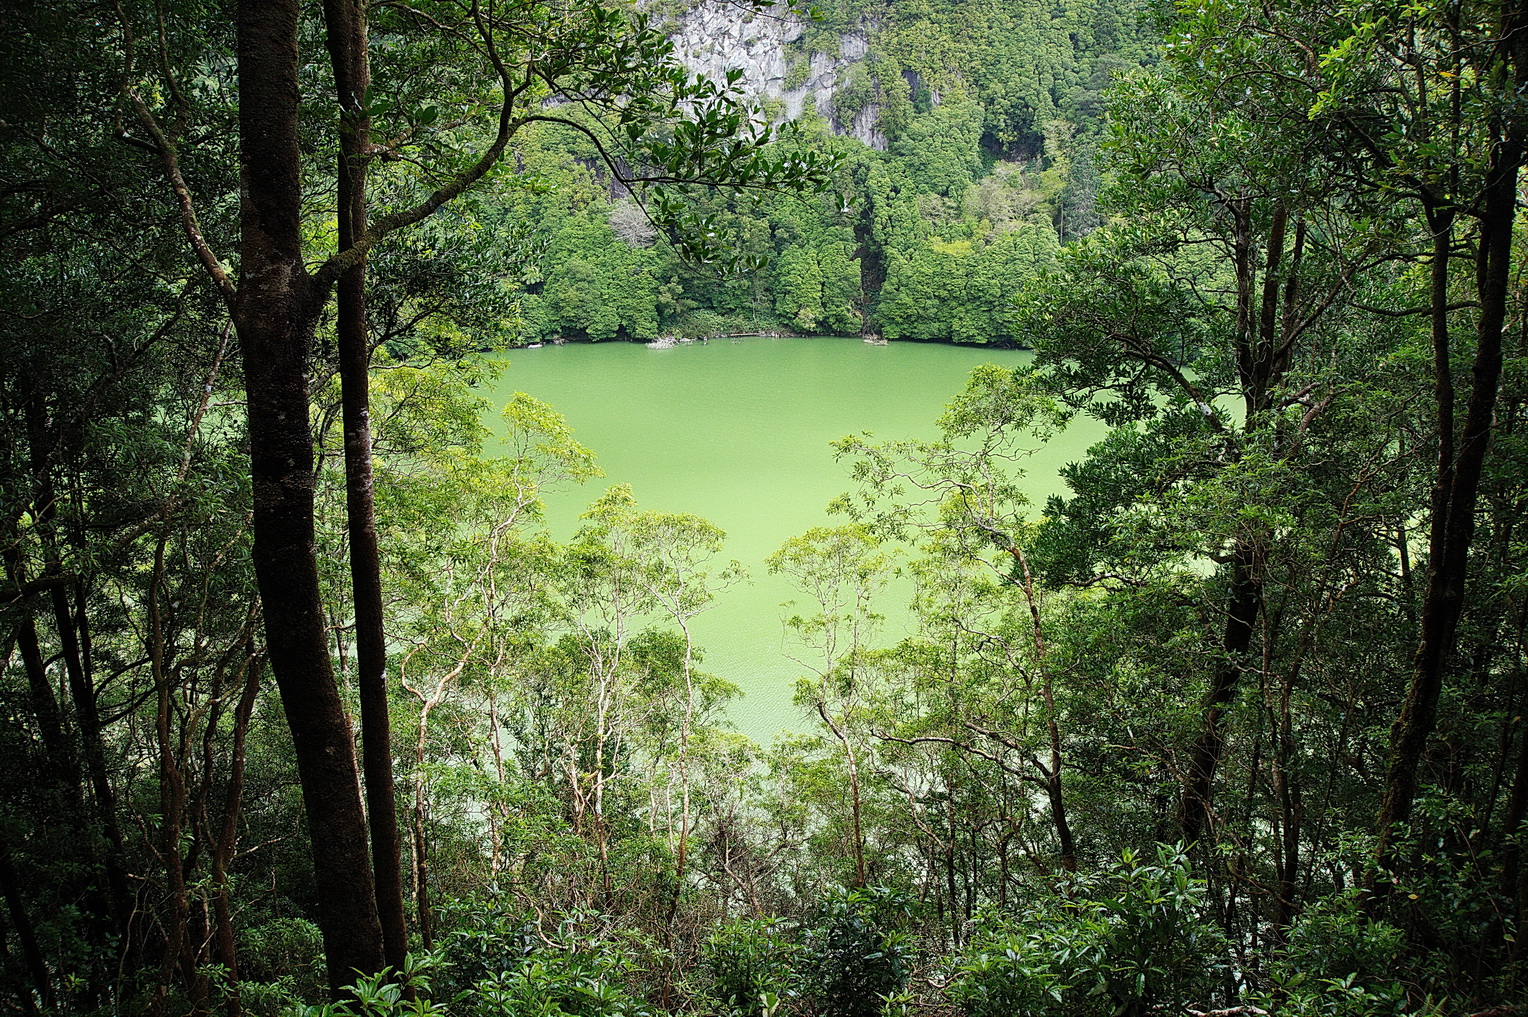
[125,91,235,307]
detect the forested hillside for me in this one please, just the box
[3,0,1528,1015]
[479,0,1154,344]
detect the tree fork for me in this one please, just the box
[236,0,384,989]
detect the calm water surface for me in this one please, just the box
[487,337,1092,742]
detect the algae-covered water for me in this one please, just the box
[486,337,1092,742]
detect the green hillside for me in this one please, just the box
[487,0,1158,344]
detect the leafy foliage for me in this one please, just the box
[954,846,1224,1017]
[5,0,1528,1014]
[702,918,800,1016]
[800,888,914,1017]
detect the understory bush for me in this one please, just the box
[436,892,542,996]
[952,844,1224,1017]
[702,917,799,1016]
[302,942,656,1017]
[240,917,329,1015]
[801,887,915,1017]
[285,865,1476,1017]
[1254,890,1415,1017]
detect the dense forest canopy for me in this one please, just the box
[496,0,1152,343]
[2,0,1527,1015]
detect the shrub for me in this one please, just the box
[298,944,656,1017]
[951,916,1071,1017]
[801,887,914,1017]
[702,917,799,1017]
[1257,891,1411,1017]
[471,949,656,1017]
[239,916,327,1011]
[436,893,541,995]
[953,844,1224,1017]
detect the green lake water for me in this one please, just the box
[486,336,1095,742]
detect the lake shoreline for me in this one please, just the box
[504,332,1031,352]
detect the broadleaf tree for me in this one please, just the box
[115,0,833,989]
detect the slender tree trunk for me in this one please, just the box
[149,534,202,1016]
[1271,733,1301,935]
[1377,135,1519,862]
[3,507,75,791]
[53,581,132,929]
[1180,543,1265,842]
[410,800,434,949]
[818,701,867,886]
[592,674,615,899]
[1378,206,1455,850]
[1252,201,1289,405]
[399,646,476,951]
[1502,591,1528,973]
[1500,703,1528,959]
[322,0,409,973]
[8,607,70,780]
[0,842,51,1011]
[660,618,698,998]
[2,544,120,982]
[1015,545,1077,871]
[211,643,261,1017]
[1178,196,1283,845]
[945,775,959,938]
[21,391,134,934]
[411,698,436,950]
[235,0,383,990]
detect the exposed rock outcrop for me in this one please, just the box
[662,1,885,148]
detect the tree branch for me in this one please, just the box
[126,92,236,307]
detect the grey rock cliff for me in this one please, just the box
[662,1,885,148]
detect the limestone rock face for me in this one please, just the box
[663,1,885,148]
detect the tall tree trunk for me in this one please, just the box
[148,534,207,1017]
[818,701,868,887]
[323,0,409,972]
[235,0,384,990]
[410,688,437,950]
[7,603,71,783]
[1016,545,1077,871]
[1500,699,1528,968]
[21,389,134,934]
[1376,127,1520,863]
[54,580,132,928]
[3,476,75,793]
[2,542,118,981]
[945,773,959,937]
[995,542,1079,871]
[658,619,698,1002]
[1177,197,1287,845]
[411,795,434,950]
